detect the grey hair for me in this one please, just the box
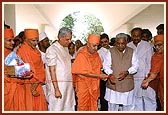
[116,33,128,42]
[58,27,72,38]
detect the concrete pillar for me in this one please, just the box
[38,24,46,33]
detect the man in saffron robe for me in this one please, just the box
[72,34,108,111]
[4,28,27,111]
[17,29,47,111]
[141,35,164,111]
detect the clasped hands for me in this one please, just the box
[108,71,129,84]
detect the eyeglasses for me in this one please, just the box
[154,43,163,48]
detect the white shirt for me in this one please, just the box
[69,52,77,60]
[39,50,46,64]
[127,40,154,98]
[38,50,47,99]
[45,41,75,111]
[103,48,139,75]
[127,40,153,77]
[98,47,113,74]
[104,47,139,105]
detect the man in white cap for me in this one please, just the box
[38,32,50,104]
[38,32,50,64]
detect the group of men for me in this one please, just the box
[97,25,164,111]
[4,24,164,111]
[4,28,48,111]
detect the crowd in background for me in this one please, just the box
[4,22,164,111]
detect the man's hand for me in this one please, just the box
[108,74,116,84]
[99,73,108,81]
[141,79,149,89]
[30,82,40,97]
[54,88,62,99]
[118,71,129,81]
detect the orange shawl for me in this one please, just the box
[17,42,47,110]
[4,48,26,111]
[149,53,164,88]
[150,53,164,79]
[150,52,164,110]
[17,42,45,82]
[149,52,164,89]
[71,46,102,111]
[72,46,102,75]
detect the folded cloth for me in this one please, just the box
[5,51,24,65]
[5,51,31,78]
[15,63,30,78]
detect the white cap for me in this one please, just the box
[39,32,47,42]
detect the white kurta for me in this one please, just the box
[39,50,46,64]
[45,41,75,111]
[39,50,47,99]
[127,40,154,98]
[98,47,113,74]
[69,52,77,60]
[104,49,139,106]
[127,40,156,111]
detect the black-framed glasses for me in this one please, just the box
[154,43,163,48]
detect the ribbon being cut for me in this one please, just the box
[5,51,31,78]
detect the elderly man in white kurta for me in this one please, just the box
[127,27,154,111]
[45,27,75,111]
[104,33,139,111]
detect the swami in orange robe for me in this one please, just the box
[4,28,26,111]
[150,52,164,110]
[17,29,47,111]
[72,34,107,111]
[150,35,164,111]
